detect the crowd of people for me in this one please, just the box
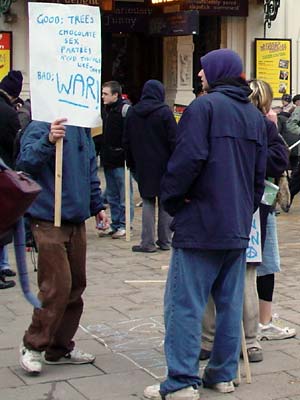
[0,47,299,400]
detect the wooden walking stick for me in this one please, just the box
[54,138,63,227]
[125,161,131,241]
[241,321,252,384]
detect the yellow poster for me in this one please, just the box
[255,38,291,99]
[0,32,12,82]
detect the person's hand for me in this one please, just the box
[49,118,67,144]
[95,210,110,230]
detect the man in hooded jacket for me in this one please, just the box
[144,49,267,400]
[123,80,177,252]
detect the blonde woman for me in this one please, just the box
[248,80,296,340]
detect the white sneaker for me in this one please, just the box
[19,344,42,374]
[44,348,96,365]
[144,384,199,400]
[112,228,126,239]
[204,381,235,393]
[97,228,115,237]
[258,315,296,340]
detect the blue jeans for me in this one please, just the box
[257,212,280,277]
[104,167,134,231]
[0,245,10,271]
[160,248,246,396]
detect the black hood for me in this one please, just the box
[134,80,167,117]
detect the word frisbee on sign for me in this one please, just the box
[29,3,101,128]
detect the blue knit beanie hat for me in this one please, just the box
[200,49,243,85]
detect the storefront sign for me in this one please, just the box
[255,38,292,99]
[151,0,248,16]
[0,32,12,81]
[182,0,248,16]
[31,0,113,11]
[29,3,102,127]
[103,3,153,32]
[149,10,199,36]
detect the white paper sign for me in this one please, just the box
[246,208,262,263]
[28,3,101,127]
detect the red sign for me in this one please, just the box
[0,32,12,81]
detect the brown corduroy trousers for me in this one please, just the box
[23,219,87,361]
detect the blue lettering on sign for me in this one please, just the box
[246,246,258,259]
[37,72,54,81]
[67,15,95,24]
[56,73,100,109]
[251,231,259,246]
[251,218,257,230]
[37,14,63,25]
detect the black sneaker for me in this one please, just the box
[0,279,15,289]
[132,245,157,253]
[1,268,16,277]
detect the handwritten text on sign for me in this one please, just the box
[246,208,262,263]
[29,3,101,127]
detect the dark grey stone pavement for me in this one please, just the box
[1,179,300,400]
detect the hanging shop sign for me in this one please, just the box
[0,32,12,81]
[151,0,248,17]
[31,0,114,11]
[149,10,199,36]
[103,3,153,32]
[255,38,292,99]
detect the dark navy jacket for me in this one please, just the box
[16,121,104,223]
[161,84,267,250]
[123,80,177,198]
[260,116,289,249]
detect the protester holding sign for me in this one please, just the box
[16,118,108,375]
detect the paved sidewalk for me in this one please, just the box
[1,187,300,400]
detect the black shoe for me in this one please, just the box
[132,245,157,253]
[155,240,171,251]
[0,279,15,289]
[1,268,16,277]
[199,348,211,360]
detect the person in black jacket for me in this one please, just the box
[124,80,177,252]
[0,70,23,167]
[101,81,133,239]
[0,70,23,289]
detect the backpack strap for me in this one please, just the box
[121,103,131,118]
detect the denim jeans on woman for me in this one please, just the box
[160,248,246,396]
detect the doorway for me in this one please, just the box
[102,32,163,104]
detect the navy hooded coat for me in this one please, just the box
[123,80,177,198]
[161,83,267,250]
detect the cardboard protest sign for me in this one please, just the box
[246,208,262,263]
[28,3,101,127]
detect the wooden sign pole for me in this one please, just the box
[125,161,131,241]
[54,138,63,227]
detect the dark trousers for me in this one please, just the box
[23,219,86,360]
